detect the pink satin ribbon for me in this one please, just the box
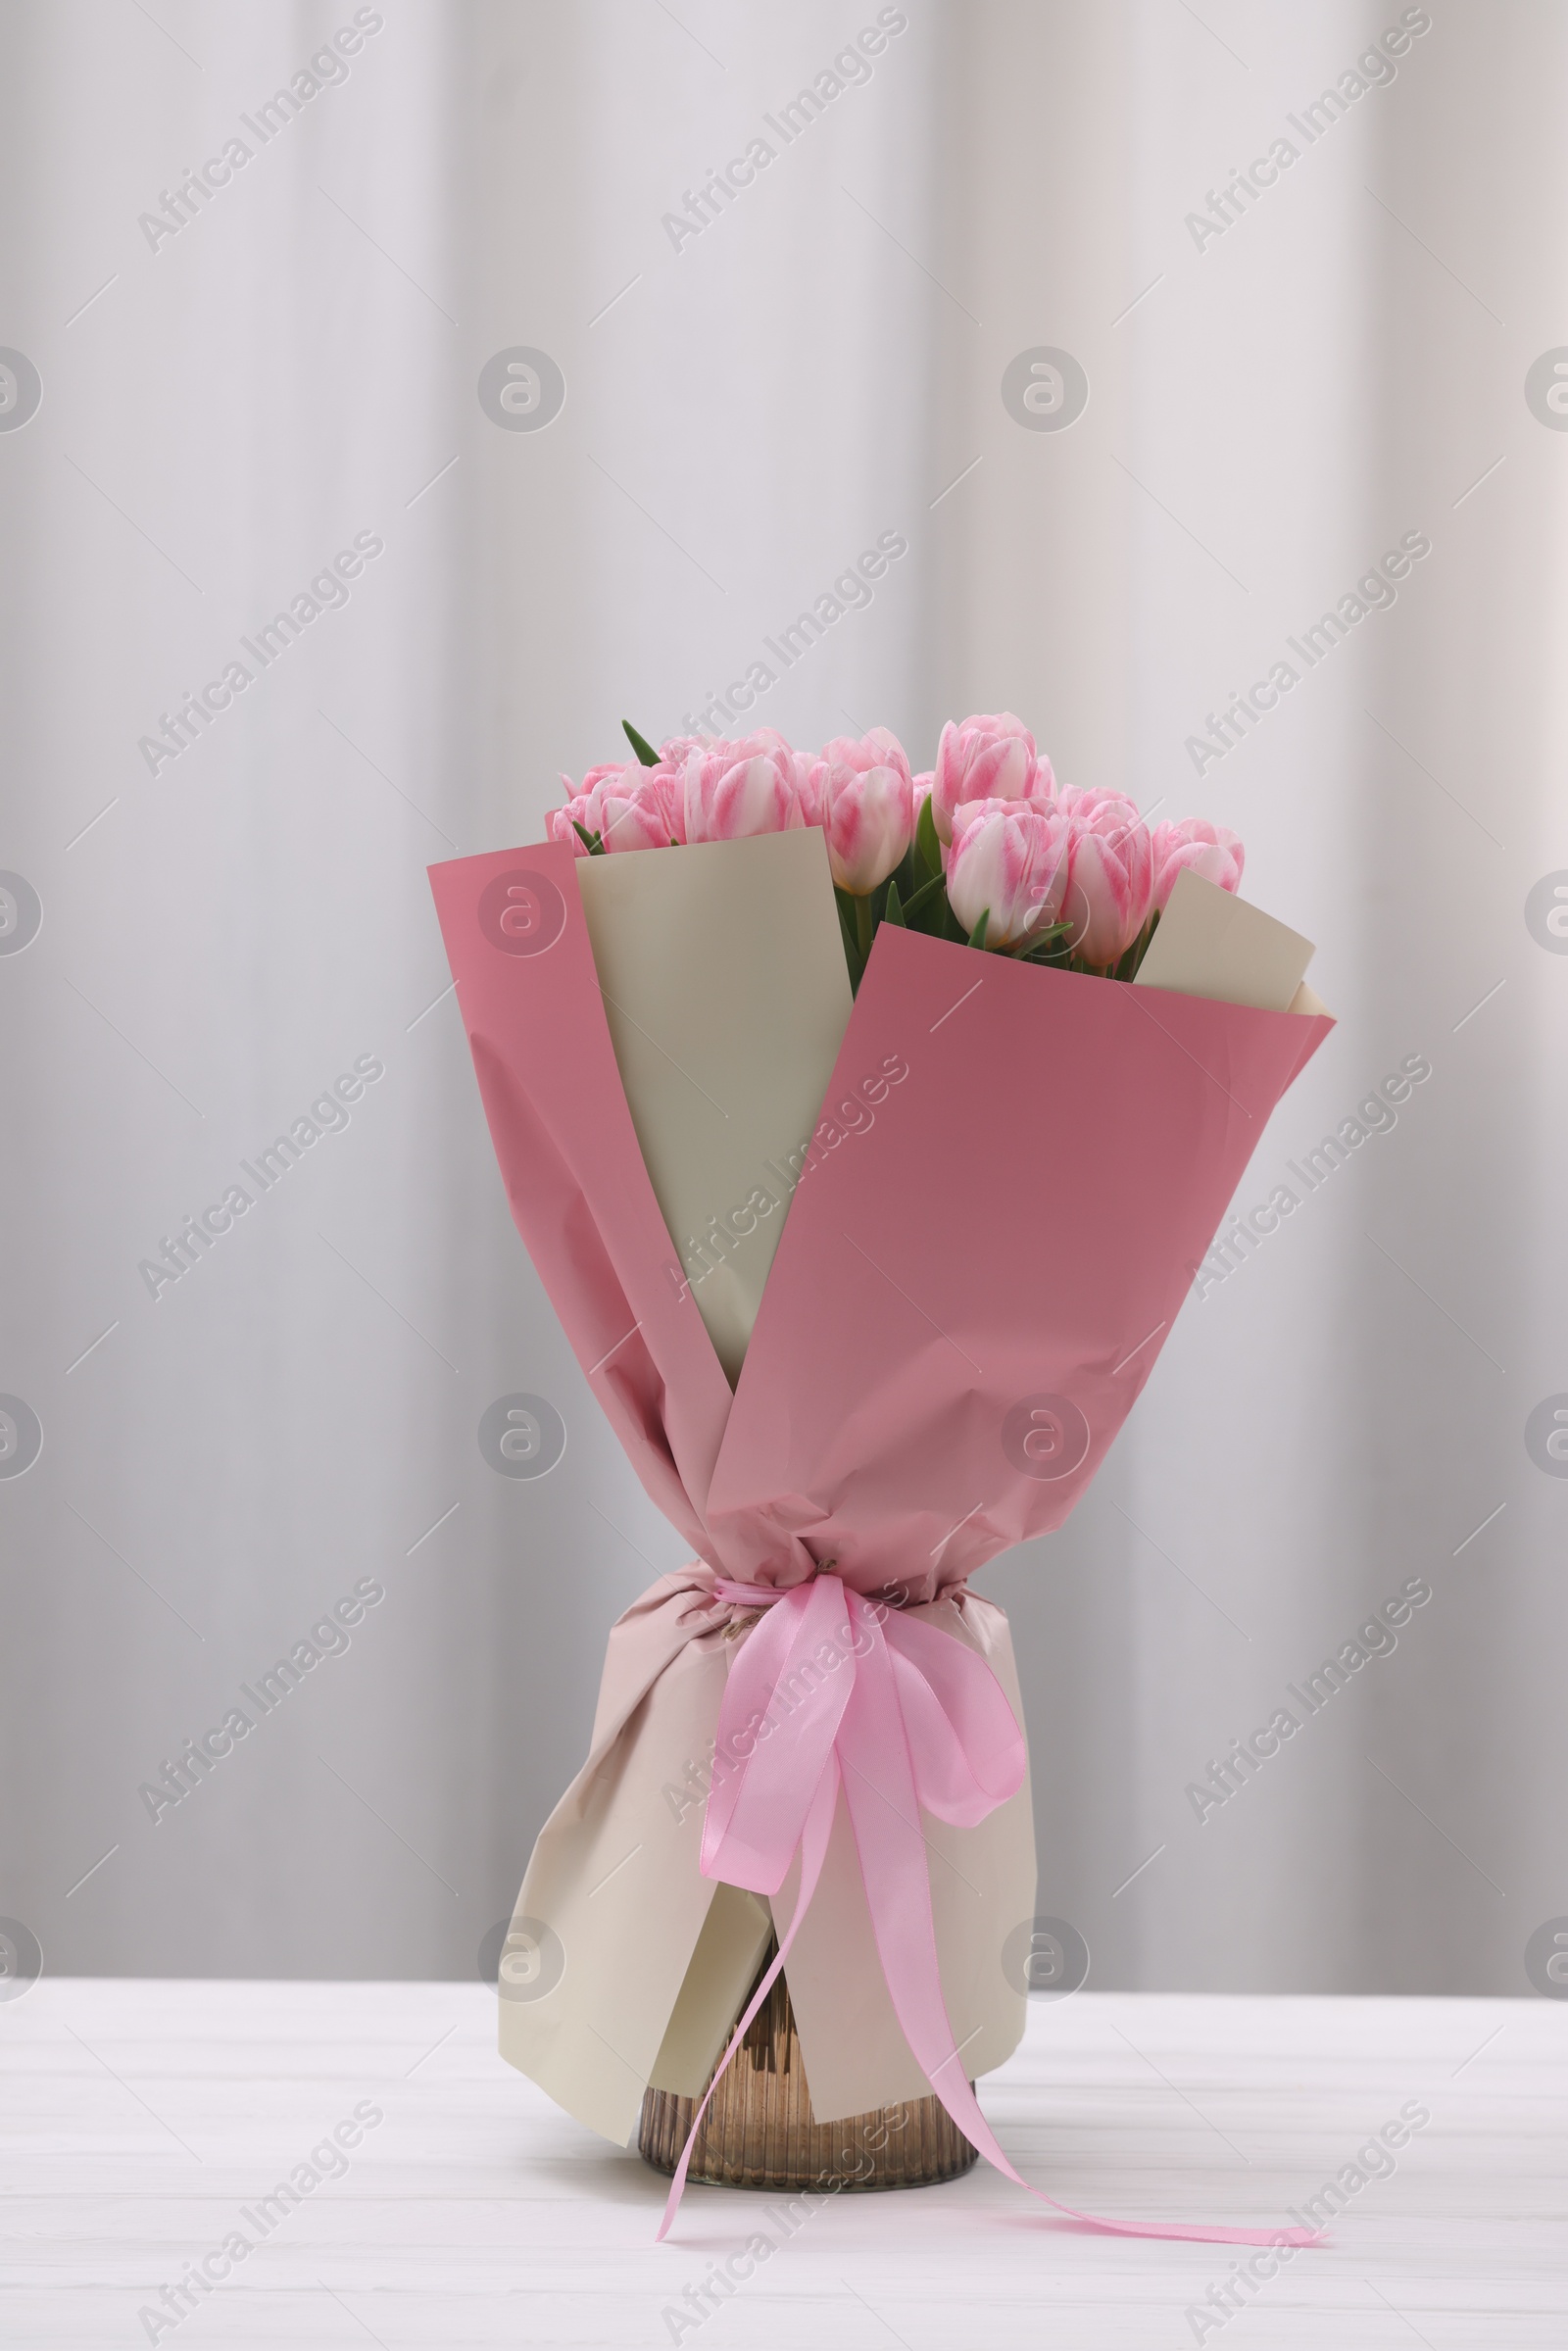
[657,1573,1321,2251]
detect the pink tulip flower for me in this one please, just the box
[680,734,811,842]
[549,760,679,855]
[547,763,639,855]
[598,782,674,852]
[776,735,826,829]
[545,804,591,856]
[932,711,1054,845]
[1058,786,1154,967]
[1150,817,1245,909]
[814,729,915,894]
[946,798,1071,949]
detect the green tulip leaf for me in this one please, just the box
[913,792,941,880]
[621,721,662,767]
[900,869,946,924]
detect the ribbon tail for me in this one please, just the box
[838,1612,1321,2252]
[656,1755,840,2243]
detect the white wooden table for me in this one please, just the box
[4,1981,1563,2346]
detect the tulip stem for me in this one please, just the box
[856,893,875,962]
[834,890,864,992]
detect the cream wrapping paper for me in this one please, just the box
[501,1565,1035,2139]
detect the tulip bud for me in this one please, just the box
[946,799,1070,948]
[1150,818,1245,909]
[1058,787,1154,967]
[681,736,810,841]
[598,783,673,852]
[812,729,915,894]
[548,761,659,855]
[932,712,1052,845]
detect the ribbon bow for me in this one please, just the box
[658,1573,1320,2251]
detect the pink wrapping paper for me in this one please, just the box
[710,916,1329,1592]
[427,837,1332,2167]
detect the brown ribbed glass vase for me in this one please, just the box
[638,1939,978,2191]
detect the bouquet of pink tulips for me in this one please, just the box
[548,710,1246,989]
[428,704,1329,2252]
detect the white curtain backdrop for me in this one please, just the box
[2,0,1564,1997]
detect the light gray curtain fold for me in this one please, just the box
[1,0,1561,1995]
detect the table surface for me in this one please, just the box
[4,1980,1564,2348]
